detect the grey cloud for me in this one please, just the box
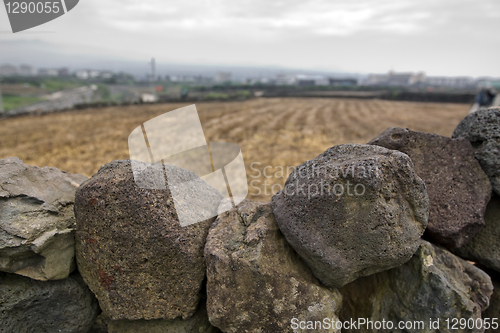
[89,0,498,37]
[0,0,499,77]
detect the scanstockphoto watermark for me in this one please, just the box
[291,317,427,331]
[248,162,374,199]
[290,317,500,331]
[283,178,366,199]
[128,105,249,227]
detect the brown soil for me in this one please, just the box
[0,98,469,201]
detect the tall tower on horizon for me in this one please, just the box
[150,58,156,82]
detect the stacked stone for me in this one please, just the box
[270,125,496,332]
[74,160,219,332]
[1,107,499,333]
[0,157,98,333]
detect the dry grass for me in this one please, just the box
[0,98,470,201]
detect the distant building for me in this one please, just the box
[425,76,475,88]
[75,70,99,79]
[19,64,36,76]
[366,71,482,88]
[215,71,232,83]
[386,72,415,86]
[168,75,179,82]
[328,78,358,86]
[170,75,193,83]
[195,76,213,84]
[38,68,60,77]
[100,71,114,79]
[75,70,90,79]
[476,78,500,89]
[365,73,387,85]
[74,69,107,80]
[58,68,70,77]
[365,71,426,86]
[89,70,100,79]
[0,64,18,76]
[166,75,212,84]
[275,74,297,85]
[141,93,157,103]
[297,79,315,86]
[408,72,426,85]
[247,77,273,85]
[274,74,335,86]
[364,71,425,87]
[295,75,329,86]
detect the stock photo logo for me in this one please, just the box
[128,105,248,227]
[3,0,79,33]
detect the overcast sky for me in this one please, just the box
[1,0,499,77]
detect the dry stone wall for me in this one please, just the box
[0,107,499,332]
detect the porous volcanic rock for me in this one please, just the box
[0,272,99,333]
[75,160,219,320]
[205,199,343,333]
[271,144,429,288]
[455,194,500,272]
[108,301,219,333]
[340,241,493,333]
[368,127,491,249]
[0,157,87,281]
[453,108,500,195]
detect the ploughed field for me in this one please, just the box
[0,97,470,201]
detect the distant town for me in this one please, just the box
[2,63,500,89]
[1,61,499,117]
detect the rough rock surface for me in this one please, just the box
[453,108,500,195]
[108,301,219,333]
[369,127,491,249]
[482,271,500,333]
[205,199,343,333]
[0,272,99,333]
[0,157,87,281]
[90,312,110,333]
[271,144,429,288]
[340,241,493,333]
[75,160,217,320]
[456,194,500,272]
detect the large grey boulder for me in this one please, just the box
[340,241,493,333]
[369,127,491,249]
[108,301,219,333]
[0,157,87,280]
[75,160,218,320]
[205,200,343,333]
[453,108,500,195]
[456,195,500,273]
[0,272,99,333]
[271,144,429,288]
